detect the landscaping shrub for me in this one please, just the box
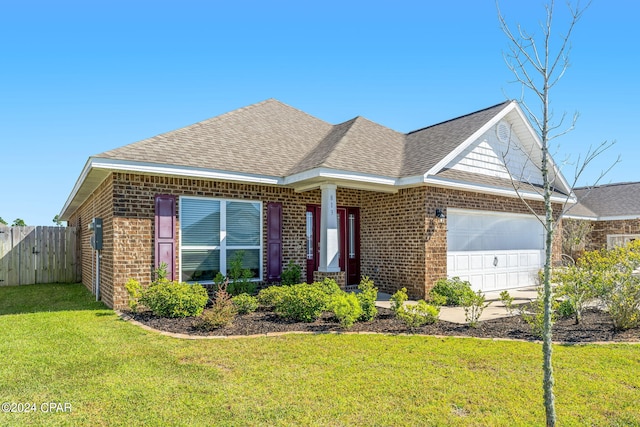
[499,290,515,315]
[125,278,143,312]
[431,277,475,306]
[196,282,236,330]
[139,280,209,318]
[461,290,488,328]
[520,285,558,338]
[391,288,439,329]
[281,260,302,286]
[257,285,291,308]
[555,241,640,330]
[274,283,329,322]
[330,292,363,329]
[311,277,342,297]
[356,276,378,321]
[600,277,640,330]
[227,251,257,296]
[557,299,576,319]
[396,301,440,330]
[553,265,598,324]
[154,261,169,282]
[390,287,408,315]
[232,293,259,314]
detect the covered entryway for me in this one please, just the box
[446,209,545,292]
[306,205,360,286]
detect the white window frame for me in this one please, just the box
[179,196,263,283]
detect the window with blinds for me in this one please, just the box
[180,197,261,282]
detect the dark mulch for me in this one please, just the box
[130,307,640,343]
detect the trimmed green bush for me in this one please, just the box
[391,287,439,329]
[274,283,328,322]
[311,277,342,297]
[125,278,143,312]
[257,285,291,308]
[227,250,257,296]
[139,280,208,318]
[390,287,408,315]
[281,260,302,286]
[557,299,576,319]
[330,292,363,329]
[232,293,259,314]
[431,277,475,306]
[396,301,440,329]
[357,276,378,321]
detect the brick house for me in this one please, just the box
[59,99,571,309]
[564,182,640,253]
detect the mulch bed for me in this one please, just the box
[130,307,640,343]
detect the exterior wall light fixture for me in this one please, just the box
[435,208,446,222]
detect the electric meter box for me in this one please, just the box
[89,218,103,250]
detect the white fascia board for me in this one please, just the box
[424,101,516,177]
[284,167,397,187]
[561,214,598,221]
[59,158,95,219]
[563,213,640,221]
[90,158,283,185]
[597,215,640,221]
[59,157,283,220]
[423,174,572,204]
[510,104,573,196]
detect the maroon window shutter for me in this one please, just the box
[266,202,282,281]
[155,194,176,281]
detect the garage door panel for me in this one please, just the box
[529,253,540,265]
[496,273,508,288]
[447,209,545,292]
[449,249,543,291]
[470,255,483,269]
[484,274,496,290]
[508,254,518,267]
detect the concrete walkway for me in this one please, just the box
[375,287,538,324]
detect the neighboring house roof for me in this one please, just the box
[60,99,574,219]
[567,182,640,220]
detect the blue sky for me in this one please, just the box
[1,0,637,226]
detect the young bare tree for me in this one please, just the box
[496,1,601,426]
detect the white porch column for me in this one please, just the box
[319,183,340,272]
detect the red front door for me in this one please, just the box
[306,205,360,286]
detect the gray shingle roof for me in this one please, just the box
[98,99,333,177]
[402,101,512,176]
[571,182,640,218]
[95,99,513,180]
[436,168,570,197]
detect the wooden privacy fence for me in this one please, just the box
[0,226,79,286]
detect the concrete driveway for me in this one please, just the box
[376,287,538,324]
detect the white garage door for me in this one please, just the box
[446,209,545,292]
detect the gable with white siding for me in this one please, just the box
[444,119,543,186]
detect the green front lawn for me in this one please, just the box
[1,284,639,426]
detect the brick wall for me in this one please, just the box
[587,218,640,251]
[67,171,563,309]
[359,188,428,298]
[67,176,115,307]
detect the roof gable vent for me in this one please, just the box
[496,121,511,143]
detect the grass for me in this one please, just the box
[0,284,639,426]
